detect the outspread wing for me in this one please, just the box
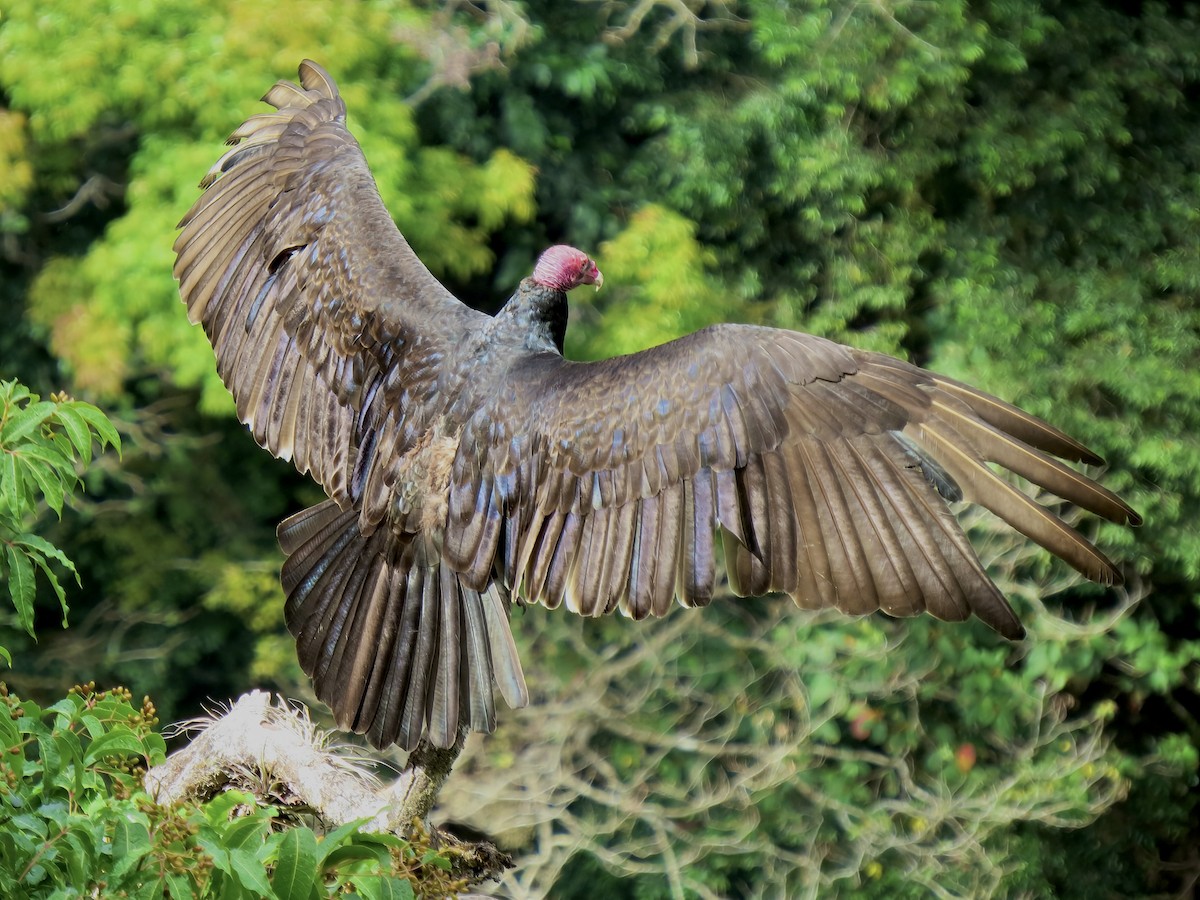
[444,324,1140,639]
[174,59,487,503]
[175,62,518,751]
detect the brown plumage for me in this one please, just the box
[174,61,1141,751]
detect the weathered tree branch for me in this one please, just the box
[144,691,509,882]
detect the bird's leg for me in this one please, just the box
[384,730,466,832]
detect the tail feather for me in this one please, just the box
[363,560,423,747]
[397,562,438,747]
[480,581,529,708]
[430,565,463,747]
[277,500,527,750]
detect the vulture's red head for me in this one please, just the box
[532,245,603,292]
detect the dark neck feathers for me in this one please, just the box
[494,277,568,354]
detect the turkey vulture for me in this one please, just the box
[174,61,1140,751]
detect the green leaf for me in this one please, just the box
[110,817,153,882]
[13,441,73,475]
[15,699,46,739]
[21,457,66,516]
[26,549,70,626]
[0,704,17,748]
[0,451,20,518]
[24,863,47,886]
[38,800,69,828]
[10,813,48,838]
[6,487,34,527]
[220,813,269,851]
[131,874,166,900]
[0,401,56,444]
[166,872,198,900]
[68,403,120,454]
[314,817,372,863]
[351,831,406,851]
[228,846,274,897]
[52,404,94,466]
[11,535,79,628]
[204,789,260,826]
[270,827,318,900]
[349,874,416,900]
[1,381,32,406]
[47,696,81,719]
[63,826,96,890]
[419,848,452,870]
[319,842,391,874]
[196,839,232,876]
[5,543,36,636]
[84,726,148,765]
[12,532,77,577]
[140,730,167,765]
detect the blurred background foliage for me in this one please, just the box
[1,0,1198,896]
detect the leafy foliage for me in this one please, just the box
[0,682,459,898]
[0,0,538,415]
[446,568,1135,898]
[0,380,119,653]
[0,683,172,898]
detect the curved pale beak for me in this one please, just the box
[583,260,604,291]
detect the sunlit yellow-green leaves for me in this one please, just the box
[5,0,538,414]
[574,204,737,358]
[0,110,33,216]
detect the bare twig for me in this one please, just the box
[41,175,124,224]
[585,0,747,69]
[394,1,533,106]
